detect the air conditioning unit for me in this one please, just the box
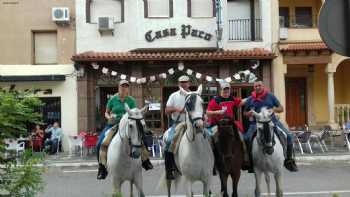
[52,7,70,23]
[98,17,114,34]
[279,16,288,40]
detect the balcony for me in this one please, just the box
[280,15,321,41]
[228,19,262,41]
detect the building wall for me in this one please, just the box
[0,65,77,150]
[0,0,75,64]
[335,61,350,104]
[76,0,273,52]
[312,64,328,123]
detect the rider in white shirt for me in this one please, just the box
[164,75,191,180]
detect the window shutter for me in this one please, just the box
[144,0,148,18]
[169,0,173,17]
[86,0,91,23]
[34,32,57,64]
[187,0,191,17]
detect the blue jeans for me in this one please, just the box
[96,124,113,161]
[244,120,293,146]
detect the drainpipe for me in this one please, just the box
[250,0,256,41]
[215,0,223,50]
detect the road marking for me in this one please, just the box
[63,169,97,173]
[148,190,350,197]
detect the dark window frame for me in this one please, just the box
[187,0,216,18]
[279,7,290,28]
[294,7,313,28]
[86,0,125,23]
[144,0,174,18]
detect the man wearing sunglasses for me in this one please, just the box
[244,81,298,172]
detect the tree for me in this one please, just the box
[0,89,44,197]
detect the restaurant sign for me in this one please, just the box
[145,24,213,42]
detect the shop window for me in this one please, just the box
[38,97,61,125]
[279,7,290,28]
[33,32,57,64]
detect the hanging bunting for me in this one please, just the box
[136,78,142,84]
[111,71,117,76]
[92,62,99,70]
[150,76,156,82]
[168,68,175,75]
[120,74,127,80]
[159,73,167,79]
[102,67,109,74]
[186,69,193,75]
[178,62,185,71]
[140,77,147,84]
[206,76,213,82]
[225,77,232,83]
[130,77,136,83]
[195,73,202,79]
[233,73,241,80]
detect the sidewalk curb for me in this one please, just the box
[296,154,350,162]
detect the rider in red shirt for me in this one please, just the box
[206,82,249,171]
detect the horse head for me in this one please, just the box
[252,107,276,155]
[121,104,148,159]
[179,84,204,130]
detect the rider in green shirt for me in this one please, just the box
[97,80,153,180]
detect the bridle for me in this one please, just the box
[183,93,205,142]
[119,115,145,158]
[256,119,276,155]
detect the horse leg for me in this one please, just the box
[231,170,241,197]
[185,177,193,197]
[202,177,211,197]
[274,172,283,197]
[219,172,229,197]
[254,169,262,197]
[264,172,271,197]
[166,180,172,197]
[112,178,122,197]
[133,175,145,197]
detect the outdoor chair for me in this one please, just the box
[4,139,25,158]
[343,128,350,151]
[309,127,331,153]
[68,135,83,157]
[294,131,313,154]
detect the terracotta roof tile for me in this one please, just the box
[72,48,275,62]
[280,42,330,52]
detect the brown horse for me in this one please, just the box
[213,118,244,197]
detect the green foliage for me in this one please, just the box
[0,90,44,197]
[332,193,340,197]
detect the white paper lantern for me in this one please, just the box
[178,62,185,71]
[195,73,202,79]
[102,67,109,74]
[216,78,223,82]
[186,69,193,75]
[120,74,127,80]
[233,73,241,80]
[206,76,213,82]
[130,77,136,82]
[168,68,175,75]
[140,78,147,83]
[150,76,156,82]
[111,71,117,76]
[92,62,99,70]
[136,79,142,84]
[225,77,232,83]
[159,73,167,79]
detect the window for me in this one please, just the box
[145,0,173,18]
[294,7,313,28]
[91,0,124,23]
[188,0,215,18]
[279,7,290,27]
[34,32,57,64]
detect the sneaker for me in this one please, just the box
[142,159,154,170]
[97,164,108,180]
[284,159,298,172]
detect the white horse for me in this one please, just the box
[107,104,148,197]
[163,85,214,197]
[251,107,284,197]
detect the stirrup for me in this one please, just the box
[284,159,298,172]
[97,165,108,180]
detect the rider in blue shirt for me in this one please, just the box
[244,81,298,172]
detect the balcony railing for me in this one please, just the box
[335,104,350,125]
[228,19,262,41]
[280,15,318,28]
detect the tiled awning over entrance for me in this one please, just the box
[72,48,275,62]
[280,42,330,52]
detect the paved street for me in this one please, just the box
[39,161,350,197]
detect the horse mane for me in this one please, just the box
[118,112,129,138]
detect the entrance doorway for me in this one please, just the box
[286,77,307,128]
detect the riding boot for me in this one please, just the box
[284,143,298,172]
[164,151,175,180]
[246,140,254,173]
[240,139,250,171]
[169,151,182,176]
[142,159,154,170]
[97,163,108,180]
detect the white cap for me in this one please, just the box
[220,82,230,89]
[119,80,129,86]
[178,75,190,82]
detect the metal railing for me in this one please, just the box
[335,104,350,125]
[228,19,262,41]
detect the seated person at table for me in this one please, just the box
[44,122,63,154]
[30,125,45,151]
